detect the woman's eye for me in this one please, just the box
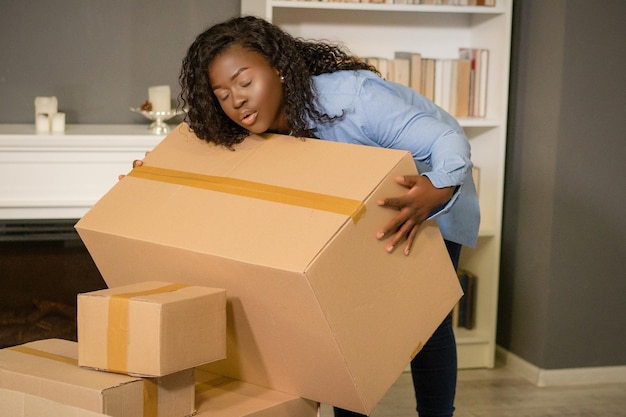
[241,80,251,87]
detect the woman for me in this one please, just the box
[176,15,479,417]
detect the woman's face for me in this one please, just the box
[208,44,287,135]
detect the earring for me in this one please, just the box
[280,75,285,82]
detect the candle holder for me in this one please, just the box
[130,107,184,134]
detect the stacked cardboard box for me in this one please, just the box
[0,279,318,416]
[0,339,317,417]
[0,338,194,417]
[77,281,227,377]
[0,281,227,417]
[75,124,463,414]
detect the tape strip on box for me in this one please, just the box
[8,344,159,417]
[128,165,366,223]
[106,283,189,374]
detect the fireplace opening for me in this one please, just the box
[0,219,107,348]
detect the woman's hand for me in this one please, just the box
[118,154,147,180]
[376,175,455,255]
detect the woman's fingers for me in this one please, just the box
[119,153,148,180]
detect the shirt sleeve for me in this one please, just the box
[354,76,473,190]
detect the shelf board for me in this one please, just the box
[271,1,506,14]
[478,227,497,237]
[454,328,491,344]
[458,118,501,128]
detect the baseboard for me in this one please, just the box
[496,345,626,387]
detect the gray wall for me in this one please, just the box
[499,0,626,369]
[0,0,240,124]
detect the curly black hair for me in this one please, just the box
[178,15,378,147]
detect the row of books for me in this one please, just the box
[286,0,496,5]
[389,0,496,5]
[364,48,489,118]
[453,269,477,329]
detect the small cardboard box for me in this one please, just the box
[75,124,462,414]
[0,339,195,417]
[78,281,226,377]
[0,388,110,417]
[194,367,318,417]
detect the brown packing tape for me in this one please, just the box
[8,344,158,417]
[143,378,160,417]
[8,345,78,366]
[128,165,367,223]
[106,283,189,374]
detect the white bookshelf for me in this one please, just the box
[241,0,512,369]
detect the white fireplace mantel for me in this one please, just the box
[0,124,165,220]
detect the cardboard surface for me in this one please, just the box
[145,369,196,417]
[78,280,226,377]
[75,124,462,414]
[0,339,195,417]
[194,367,318,417]
[0,388,110,417]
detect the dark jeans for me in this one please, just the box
[334,240,461,417]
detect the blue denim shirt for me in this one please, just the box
[310,70,480,247]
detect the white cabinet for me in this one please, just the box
[241,0,513,369]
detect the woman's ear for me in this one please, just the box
[275,68,284,82]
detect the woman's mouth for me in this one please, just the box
[241,111,258,126]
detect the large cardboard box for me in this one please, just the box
[194,367,318,417]
[75,124,462,414]
[0,339,195,417]
[78,281,226,377]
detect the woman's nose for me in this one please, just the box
[232,89,246,109]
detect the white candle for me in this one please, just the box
[35,114,50,133]
[51,112,66,133]
[148,85,171,112]
[34,96,58,116]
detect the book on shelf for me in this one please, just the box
[455,58,472,118]
[365,57,389,80]
[388,57,411,86]
[459,47,489,118]
[421,58,436,101]
[433,59,444,110]
[362,48,489,119]
[477,48,489,118]
[394,51,423,94]
[431,58,471,118]
[454,269,477,330]
[365,57,379,74]
[449,59,459,119]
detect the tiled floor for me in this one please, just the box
[320,365,626,416]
